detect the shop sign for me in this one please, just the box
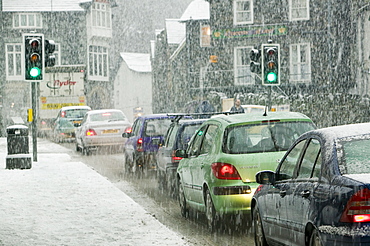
[213,26,287,39]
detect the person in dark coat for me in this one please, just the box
[195,100,215,118]
[230,99,245,113]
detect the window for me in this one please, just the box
[6,44,22,80]
[289,0,309,21]
[88,45,109,80]
[290,43,311,83]
[199,125,218,155]
[234,47,253,85]
[298,139,321,179]
[200,25,211,47]
[233,0,253,25]
[13,13,42,28]
[278,140,306,180]
[189,126,208,157]
[92,2,111,28]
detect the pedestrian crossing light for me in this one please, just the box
[262,44,280,86]
[24,33,44,81]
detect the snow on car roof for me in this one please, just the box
[61,106,91,111]
[313,122,370,141]
[211,111,313,124]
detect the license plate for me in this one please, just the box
[102,129,118,134]
[73,120,81,124]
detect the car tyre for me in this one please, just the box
[178,178,188,218]
[75,141,81,152]
[124,154,133,175]
[206,189,219,232]
[253,207,268,246]
[309,228,322,246]
[157,167,166,191]
[82,143,91,156]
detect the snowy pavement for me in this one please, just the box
[0,137,190,246]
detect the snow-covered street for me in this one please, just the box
[0,138,190,246]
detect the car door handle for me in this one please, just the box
[301,190,310,198]
[279,190,286,197]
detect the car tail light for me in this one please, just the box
[340,188,370,223]
[124,126,132,134]
[211,162,241,180]
[171,150,182,163]
[85,129,97,136]
[137,138,143,152]
[61,111,66,118]
[41,121,47,125]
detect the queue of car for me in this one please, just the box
[49,105,370,245]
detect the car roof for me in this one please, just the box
[209,111,313,126]
[177,119,208,125]
[60,106,91,111]
[137,113,192,120]
[86,109,124,115]
[303,122,370,141]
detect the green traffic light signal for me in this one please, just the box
[29,67,41,78]
[266,72,277,83]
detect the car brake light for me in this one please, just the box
[340,188,370,223]
[86,129,97,136]
[171,150,182,163]
[137,138,143,152]
[211,162,241,180]
[125,127,132,133]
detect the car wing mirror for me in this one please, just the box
[255,170,276,185]
[122,132,130,138]
[175,149,187,158]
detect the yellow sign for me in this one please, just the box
[27,109,33,122]
[41,103,86,110]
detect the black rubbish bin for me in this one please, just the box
[6,125,32,169]
[7,125,29,155]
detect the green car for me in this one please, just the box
[176,111,316,230]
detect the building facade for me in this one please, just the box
[151,0,370,127]
[0,0,116,136]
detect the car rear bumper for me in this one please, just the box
[212,186,255,214]
[83,136,126,147]
[319,225,370,245]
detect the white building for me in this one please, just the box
[114,52,152,123]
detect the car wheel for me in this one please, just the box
[178,178,188,218]
[82,144,91,156]
[309,228,322,246]
[157,168,166,191]
[253,207,268,246]
[124,154,132,174]
[206,189,219,232]
[75,141,81,152]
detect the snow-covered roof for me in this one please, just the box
[165,19,186,45]
[120,53,151,73]
[2,0,91,12]
[180,0,210,21]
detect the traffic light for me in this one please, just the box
[24,34,44,81]
[250,48,261,74]
[45,39,56,67]
[262,44,280,85]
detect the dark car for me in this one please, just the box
[122,114,184,176]
[252,122,370,246]
[156,118,207,196]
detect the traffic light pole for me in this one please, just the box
[31,82,38,162]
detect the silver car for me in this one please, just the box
[75,109,131,155]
